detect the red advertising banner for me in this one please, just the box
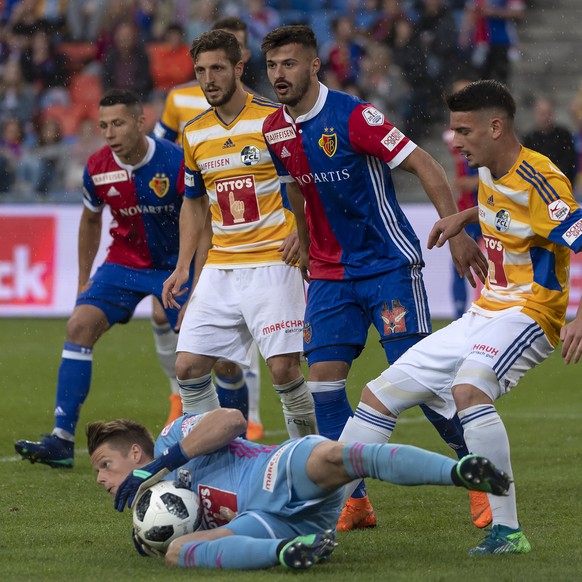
[0,216,56,305]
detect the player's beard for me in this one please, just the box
[205,77,237,107]
[276,72,311,108]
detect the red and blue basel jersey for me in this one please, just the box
[263,84,424,281]
[83,136,185,271]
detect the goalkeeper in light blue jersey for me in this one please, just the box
[87,409,511,571]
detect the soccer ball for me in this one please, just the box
[132,480,201,554]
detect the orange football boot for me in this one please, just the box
[336,495,377,531]
[469,490,493,528]
[246,420,265,441]
[165,393,183,426]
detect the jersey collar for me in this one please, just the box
[282,82,328,125]
[112,136,156,177]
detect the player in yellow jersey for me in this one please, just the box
[334,80,582,555]
[162,29,317,440]
[154,17,264,438]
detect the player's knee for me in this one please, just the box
[213,360,242,379]
[175,353,214,380]
[267,354,301,384]
[452,383,493,411]
[65,311,104,345]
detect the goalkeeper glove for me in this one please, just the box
[114,442,189,512]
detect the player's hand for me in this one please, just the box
[162,268,190,310]
[445,231,488,289]
[299,248,310,283]
[278,231,300,265]
[132,528,164,558]
[560,318,582,364]
[428,212,468,249]
[114,460,169,512]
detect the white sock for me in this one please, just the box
[178,374,220,414]
[338,403,396,500]
[275,377,318,438]
[53,428,74,442]
[151,320,179,394]
[458,404,519,529]
[245,342,261,424]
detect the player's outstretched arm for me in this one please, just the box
[401,148,487,287]
[114,409,247,512]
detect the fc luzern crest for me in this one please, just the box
[149,173,169,198]
[318,127,337,158]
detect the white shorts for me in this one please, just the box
[177,265,305,367]
[368,309,554,418]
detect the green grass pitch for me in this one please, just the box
[1,318,581,581]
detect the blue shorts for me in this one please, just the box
[76,263,191,328]
[304,267,431,366]
[227,436,344,539]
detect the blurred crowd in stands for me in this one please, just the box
[0,0,581,202]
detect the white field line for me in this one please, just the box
[2,411,580,463]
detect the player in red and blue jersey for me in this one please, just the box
[15,90,193,469]
[261,25,490,530]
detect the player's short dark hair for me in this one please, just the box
[261,25,318,56]
[212,16,247,46]
[99,89,143,115]
[446,79,516,120]
[190,29,242,66]
[86,419,155,458]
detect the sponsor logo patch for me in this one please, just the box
[548,199,570,222]
[185,172,195,187]
[487,194,494,206]
[215,174,259,226]
[106,186,120,197]
[362,106,385,126]
[223,137,235,149]
[318,128,337,158]
[198,485,238,529]
[381,127,404,151]
[92,170,128,185]
[280,146,291,158]
[562,218,582,246]
[263,443,292,492]
[264,126,296,144]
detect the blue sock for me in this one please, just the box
[342,442,456,486]
[309,381,367,498]
[54,342,93,436]
[419,404,469,459]
[179,536,281,569]
[215,370,249,420]
[309,382,353,440]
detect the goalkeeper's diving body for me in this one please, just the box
[88,408,511,571]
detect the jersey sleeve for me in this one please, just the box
[528,172,582,253]
[183,141,206,199]
[82,166,104,212]
[347,103,416,169]
[155,91,179,142]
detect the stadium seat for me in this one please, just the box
[56,42,98,76]
[69,73,103,109]
[42,104,80,137]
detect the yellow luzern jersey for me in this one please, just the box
[154,82,209,144]
[183,92,297,268]
[473,146,582,346]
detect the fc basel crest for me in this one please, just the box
[303,322,312,344]
[149,173,170,198]
[318,128,337,158]
[381,300,408,335]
